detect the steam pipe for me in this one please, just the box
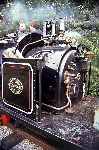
[60,18,65,31]
[43,22,47,37]
[52,22,55,35]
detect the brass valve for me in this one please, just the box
[85,51,96,61]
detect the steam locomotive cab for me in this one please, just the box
[1,20,89,116]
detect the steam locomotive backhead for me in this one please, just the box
[1,20,89,114]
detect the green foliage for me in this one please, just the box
[79,34,99,55]
[89,64,99,96]
[79,32,99,96]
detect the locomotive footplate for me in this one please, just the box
[0,97,99,150]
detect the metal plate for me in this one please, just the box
[2,58,42,117]
[2,62,33,114]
